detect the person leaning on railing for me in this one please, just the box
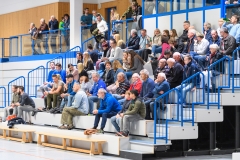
[35,18,49,54]
[29,23,38,54]
[48,15,59,53]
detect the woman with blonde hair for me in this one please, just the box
[77,63,88,79]
[170,29,178,41]
[151,28,162,56]
[83,52,94,72]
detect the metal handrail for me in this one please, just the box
[7,76,25,106]
[81,36,95,52]
[0,86,6,108]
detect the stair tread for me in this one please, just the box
[120,149,153,154]
[130,139,171,145]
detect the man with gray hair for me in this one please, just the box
[139,69,155,119]
[58,83,89,130]
[126,29,140,50]
[36,18,49,54]
[182,29,196,54]
[167,58,184,89]
[219,27,237,57]
[87,72,106,115]
[150,72,170,119]
[92,88,122,134]
[112,72,130,100]
[48,15,59,53]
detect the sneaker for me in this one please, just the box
[67,124,75,130]
[97,129,104,134]
[58,125,68,129]
[115,131,124,137]
[121,130,129,137]
[31,111,36,116]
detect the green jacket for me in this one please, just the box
[12,92,20,104]
[124,98,146,118]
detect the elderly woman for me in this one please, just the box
[200,44,223,92]
[203,22,212,41]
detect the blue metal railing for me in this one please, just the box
[224,3,240,18]
[207,56,231,108]
[81,36,95,52]
[7,76,25,106]
[0,87,6,108]
[64,46,81,67]
[153,88,180,144]
[46,56,63,81]
[27,66,45,97]
[180,72,205,126]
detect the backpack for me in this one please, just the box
[7,117,25,128]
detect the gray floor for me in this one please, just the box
[0,139,232,160]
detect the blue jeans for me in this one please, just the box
[112,94,124,100]
[88,96,99,114]
[110,116,122,132]
[94,111,118,130]
[176,83,194,104]
[198,56,208,70]
[118,98,126,105]
[152,45,162,56]
[150,100,165,120]
[125,71,133,80]
[60,95,74,108]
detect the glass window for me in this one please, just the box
[205,0,221,6]
[188,0,203,9]
[173,0,187,11]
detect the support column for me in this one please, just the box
[70,0,82,49]
[210,122,216,150]
[236,106,240,150]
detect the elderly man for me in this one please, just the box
[219,27,237,58]
[3,85,19,122]
[139,69,155,120]
[87,72,106,115]
[92,88,122,134]
[150,73,170,119]
[126,29,140,50]
[182,29,196,54]
[36,18,49,54]
[201,44,223,92]
[167,58,184,89]
[190,32,209,69]
[112,72,130,100]
[176,55,199,105]
[198,30,221,70]
[154,59,168,80]
[58,83,89,130]
[173,52,185,66]
[48,15,59,53]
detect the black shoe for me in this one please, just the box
[67,124,74,130]
[49,107,57,114]
[121,130,129,137]
[31,111,36,116]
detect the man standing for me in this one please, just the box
[29,23,37,54]
[59,83,89,130]
[36,18,49,54]
[63,14,70,51]
[92,88,122,134]
[96,14,108,40]
[15,86,36,120]
[3,85,19,122]
[45,74,64,110]
[81,8,92,26]
[48,15,59,53]
[87,72,106,114]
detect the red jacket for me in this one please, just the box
[158,43,171,60]
[129,79,142,94]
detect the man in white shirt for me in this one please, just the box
[96,14,108,39]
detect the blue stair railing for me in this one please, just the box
[0,86,6,108]
[7,76,25,106]
[64,46,81,67]
[81,36,95,52]
[27,66,45,97]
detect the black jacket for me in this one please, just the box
[84,60,94,72]
[207,51,224,74]
[167,62,184,89]
[79,70,88,78]
[49,19,59,33]
[127,36,140,50]
[101,69,115,86]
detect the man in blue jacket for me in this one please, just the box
[139,69,155,119]
[150,73,170,119]
[177,54,199,105]
[92,88,122,133]
[87,72,106,115]
[48,15,59,53]
[53,63,66,83]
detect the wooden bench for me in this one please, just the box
[36,132,106,155]
[0,126,34,143]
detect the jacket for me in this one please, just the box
[167,62,184,89]
[108,47,123,62]
[53,69,67,83]
[193,38,209,55]
[206,36,221,56]
[152,34,162,46]
[207,51,224,73]
[11,92,20,104]
[101,69,115,86]
[152,80,170,98]
[64,18,70,29]
[154,66,169,80]
[127,36,140,50]
[124,98,146,119]
[179,29,188,42]
[98,93,122,114]
[118,99,131,114]
[90,79,106,96]
[158,43,171,59]
[67,80,76,95]
[48,19,59,33]
[223,22,240,43]
[183,61,200,86]
[129,79,142,94]
[121,5,142,19]
[47,70,55,82]
[114,68,127,82]
[140,78,155,98]
[183,36,196,54]
[72,90,89,114]
[116,79,130,95]
[219,34,237,56]
[129,56,144,74]
[8,118,25,128]
[204,29,212,41]
[84,60,94,72]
